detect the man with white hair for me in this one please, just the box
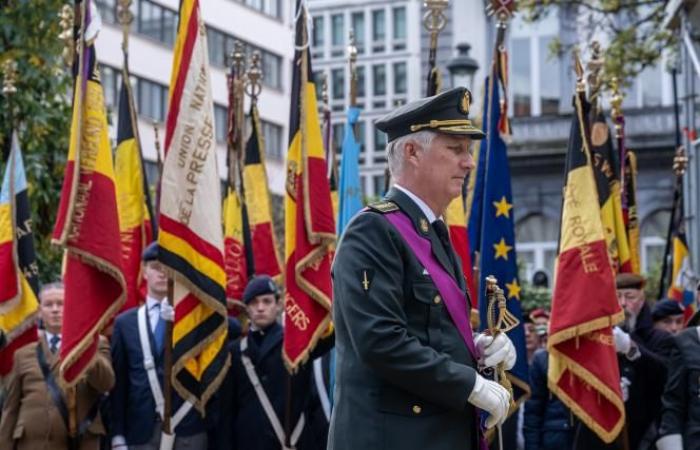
[329,87,515,450]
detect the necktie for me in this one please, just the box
[432,220,460,278]
[153,304,165,353]
[49,335,60,354]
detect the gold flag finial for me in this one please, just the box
[348,28,358,106]
[587,41,604,111]
[573,48,585,93]
[423,0,449,50]
[117,0,134,53]
[245,51,263,103]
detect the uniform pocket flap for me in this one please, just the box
[412,281,439,305]
[378,387,445,416]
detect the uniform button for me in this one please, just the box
[412,405,422,414]
[433,295,442,304]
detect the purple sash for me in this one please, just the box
[384,211,478,360]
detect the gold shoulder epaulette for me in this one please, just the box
[367,201,399,213]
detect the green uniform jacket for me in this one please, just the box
[328,188,479,450]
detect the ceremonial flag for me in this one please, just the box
[666,206,696,322]
[158,0,229,410]
[52,1,126,387]
[243,104,282,280]
[590,112,631,273]
[284,0,335,371]
[337,106,363,234]
[446,192,476,304]
[222,186,253,311]
[622,150,641,274]
[322,103,339,220]
[547,91,625,443]
[473,69,529,408]
[115,72,153,311]
[0,132,39,378]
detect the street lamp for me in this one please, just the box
[447,43,479,90]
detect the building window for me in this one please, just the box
[137,78,168,122]
[356,66,365,98]
[352,12,365,54]
[332,68,345,100]
[332,123,344,153]
[357,120,366,153]
[641,209,671,273]
[511,38,531,117]
[313,70,326,103]
[137,0,176,46]
[392,7,406,44]
[374,127,387,151]
[373,174,386,198]
[235,0,282,19]
[331,14,344,47]
[262,121,283,160]
[539,36,560,115]
[260,51,282,90]
[100,65,121,112]
[373,64,386,96]
[214,105,228,144]
[313,16,325,49]
[393,62,407,95]
[640,65,663,107]
[372,9,385,42]
[515,214,559,284]
[95,0,117,24]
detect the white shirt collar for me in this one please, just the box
[146,296,165,310]
[45,330,60,344]
[393,184,441,223]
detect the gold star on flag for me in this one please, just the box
[493,196,513,218]
[505,278,521,300]
[493,238,513,260]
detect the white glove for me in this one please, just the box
[656,434,683,450]
[160,299,175,322]
[620,376,630,402]
[468,374,510,429]
[613,327,631,354]
[474,333,516,370]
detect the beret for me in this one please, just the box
[243,275,279,304]
[651,299,684,321]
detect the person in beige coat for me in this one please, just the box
[0,282,115,449]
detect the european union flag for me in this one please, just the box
[337,106,363,234]
[469,73,530,406]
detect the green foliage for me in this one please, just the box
[644,259,663,301]
[520,0,676,90]
[520,280,552,313]
[1,0,72,283]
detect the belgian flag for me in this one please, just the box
[547,91,625,443]
[284,0,335,371]
[0,132,39,378]
[590,111,631,273]
[114,71,153,311]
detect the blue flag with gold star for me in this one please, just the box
[471,72,530,407]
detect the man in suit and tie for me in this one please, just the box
[110,242,208,449]
[329,87,516,450]
[0,281,114,449]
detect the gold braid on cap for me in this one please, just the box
[410,119,474,132]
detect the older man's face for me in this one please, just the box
[413,133,475,206]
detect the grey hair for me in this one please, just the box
[386,130,437,178]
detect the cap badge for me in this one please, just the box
[460,91,471,115]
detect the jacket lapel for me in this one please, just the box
[38,334,60,371]
[256,323,283,363]
[386,188,456,280]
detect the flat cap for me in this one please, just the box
[142,241,159,262]
[651,299,685,321]
[615,273,646,290]
[375,87,485,142]
[243,275,279,305]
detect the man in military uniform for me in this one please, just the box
[329,87,515,450]
[0,282,114,449]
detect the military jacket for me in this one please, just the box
[328,188,479,450]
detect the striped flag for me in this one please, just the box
[115,72,153,311]
[0,132,39,378]
[284,0,335,371]
[590,112,631,273]
[622,150,641,274]
[52,0,126,387]
[158,0,229,410]
[222,186,252,312]
[322,104,339,220]
[243,104,282,281]
[666,208,696,322]
[547,91,625,443]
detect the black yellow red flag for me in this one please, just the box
[52,1,127,387]
[284,0,335,371]
[0,132,39,378]
[547,91,625,443]
[157,0,229,411]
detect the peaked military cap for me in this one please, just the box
[375,87,485,142]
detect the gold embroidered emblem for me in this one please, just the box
[460,91,471,115]
[362,271,370,291]
[419,218,429,233]
[368,201,398,213]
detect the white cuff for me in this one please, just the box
[656,434,683,450]
[112,435,127,448]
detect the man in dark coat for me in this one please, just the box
[656,325,700,450]
[216,275,332,450]
[110,243,209,449]
[329,87,516,450]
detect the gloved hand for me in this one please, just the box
[160,299,175,322]
[656,434,683,450]
[474,333,516,370]
[468,374,510,429]
[613,327,631,354]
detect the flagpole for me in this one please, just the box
[423,0,448,96]
[1,59,18,159]
[118,0,157,237]
[163,279,174,435]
